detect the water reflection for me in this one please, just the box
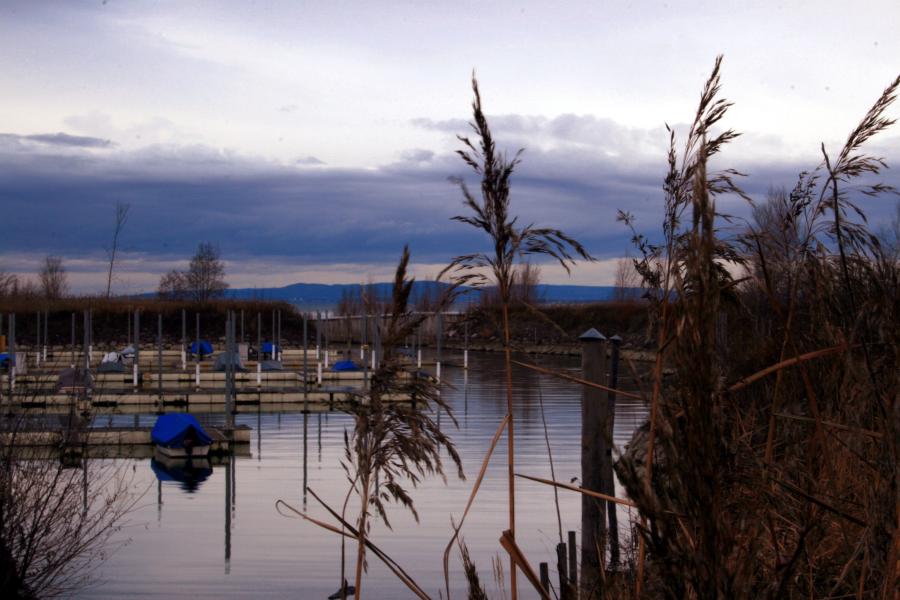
[78,351,647,599]
[151,456,213,493]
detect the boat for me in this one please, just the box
[151,413,213,458]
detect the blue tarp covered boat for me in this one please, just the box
[190,340,214,357]
[332,360,361,372]
[261,341,279,356]
[151,414,213,457]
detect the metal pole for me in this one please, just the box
[8,314,15,396]
[435,311,443,383]
[303,313,308,407]
[134,310,140,390]
[70,312,75,368]
[181,309,186,370]
[257,313,261,359]
[35,311,40,367]
[43,311,48,361]
[158,314,163,402]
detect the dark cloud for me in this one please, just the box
[0,132,113,149]
[1,118,897,287]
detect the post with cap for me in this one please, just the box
[580,327,608,595]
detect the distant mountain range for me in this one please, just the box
[223,281,630,308]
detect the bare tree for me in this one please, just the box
[0,421,140,598]
[0,270,18,298]
[38,256,68,300]
[156,243,228,302]
[185,243,228,302]
[156,269,187,300]
[104,202,130,298]
[612,255,642,301]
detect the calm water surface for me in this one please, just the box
[76,351,648,599]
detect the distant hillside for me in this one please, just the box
[223,281,630,308]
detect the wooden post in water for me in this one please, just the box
[35,311,40,367]
[70,312,76,368]
[195,313,201,391]
[303,313,308,410]
[181,309,186,370]
[568,530,578,592]
[580,327,608,596]
[7,314,15,396]
[133,310,141,390]
[157,314,163,403]
[539,562,550,593]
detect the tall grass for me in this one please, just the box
[442,74,592,599]
[612,57,900,598]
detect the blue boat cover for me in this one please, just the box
[190,340,214,356]
[151,414,213,448]
[261,342,279,354]
[0,353,9,367]
[332,360,360,372]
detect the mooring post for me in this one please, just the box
[240,309,244,343]
[133,310,141,390]
[157,314,163,403]
[8,313,15,395]
[556,540,569,600]
[277,309,282,361]
[315,311,321,360]
[181,309,187,370]
[435,311,443,383]
[35,311,40,367]
[580,327,608,595]
[88,309,94,366]
[303,312,309,409]
[464,315,469,370]
[606,335,622,568]
[323,315,329,368]
[83,310,89,370]
[416,325,422,369]
[568,530,578,592]
[540,562,550,593]
[362,313,369,388]
[43,311,48,361]
[70,312,76,368]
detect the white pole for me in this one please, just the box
[317,361,322,385]
[181,347,186,370]
[133,363,138,389]
[464,349,469,370]
[436,361,441,383]
[324,349,329,368]
[371,350,376,370]
[195,363,200,389]
[417,348,422,368]
[256,362,262,386]
[89,345,93,366]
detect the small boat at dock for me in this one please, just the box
[151,413,213,458]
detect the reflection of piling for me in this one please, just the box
[302,411,308,508]
[580,327,608,596]
[606,335,621,567]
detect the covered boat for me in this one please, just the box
[190,340,214,358]
[151,414,213,458]
[332,360,360,372]
[214,351,246,372]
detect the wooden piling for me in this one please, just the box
[580,327,608,596]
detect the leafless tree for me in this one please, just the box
[156,243,228,302]
[0,270,18,298]
[38,256,69,300]
[612,255,642,301]
[0,420,141,598]
[104,202,130,298]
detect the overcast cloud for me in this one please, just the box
[1,1,898,293]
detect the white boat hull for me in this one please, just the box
[154,444,210,458]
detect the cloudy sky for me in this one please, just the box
[2,1,898,293]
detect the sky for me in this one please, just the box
[1,0,898,293]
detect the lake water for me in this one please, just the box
[75,351,648,599]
